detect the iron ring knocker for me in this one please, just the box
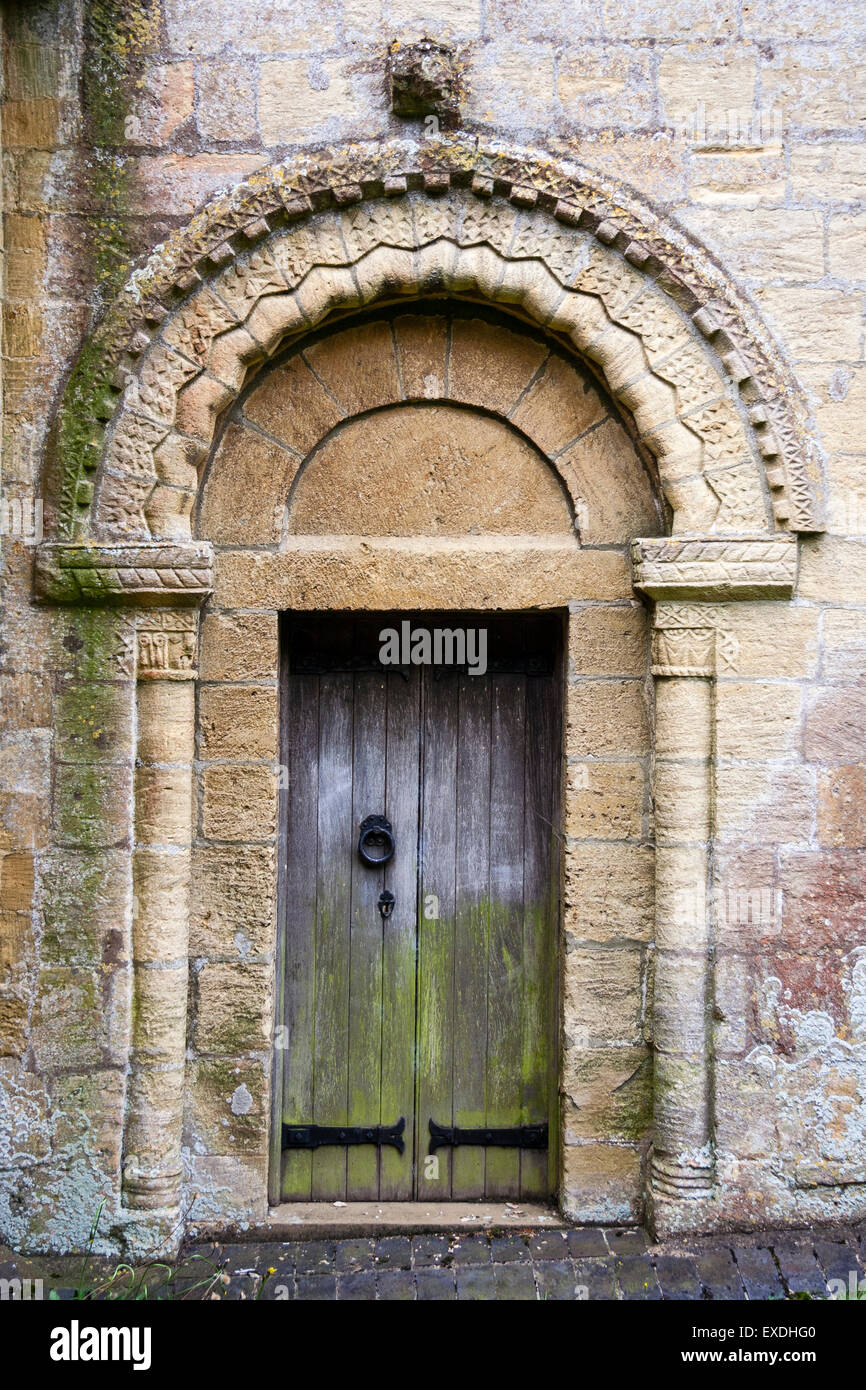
[358,814,395,867]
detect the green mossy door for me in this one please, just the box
[277,613,561,1202]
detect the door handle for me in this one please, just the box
[358,814,395,866]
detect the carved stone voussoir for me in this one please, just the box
[632,535,798,601]
[34,542,214,605]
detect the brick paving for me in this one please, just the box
[173,1222,866,1300]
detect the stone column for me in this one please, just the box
[122,611,198,1210]
[632,535,799,1234]
[649,611,716,1203]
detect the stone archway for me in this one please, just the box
[34,136,821,1249]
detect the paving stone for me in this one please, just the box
[534,1260,578,1300]
[574,1258,617,1300]
[415,1267,456,1300]
[449,1234,491,1266]
[567,1227,609,1259]
[696,1247,746,1300]
[373,1236,412,1269]
[813,1239,863,1286]
[654,1254,702,1300]
[260,1275,295,1300]
[411,1234,452,1268]
[490,1233,532,1262]
[528,1230,571,1260]
[291,1240,337,1274]
[335,1238,375,1272]
[615,1254,663,1300]
[731,1245,784,1301]
[494,1263,538,1300]
[337,1270,378,1299]
[457,1267,498,1299]
[295,1273,337,1300]
[607,1227,649,1254]
[376,1270,416,1300]
[773,1241,828,1297]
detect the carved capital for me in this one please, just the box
[632,534,797,601]
[34,542,213,605]
[135,610,198,680]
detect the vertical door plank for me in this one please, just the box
[379,666,421,1199]
[485,672,526,1198]
[415,669,458,1198]
[311,672,354,1199]
[347,671,387,1198]
[280,671,319,1200]
[452,673,492,1198]
[521,668,558,1199]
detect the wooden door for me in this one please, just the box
[276,613,561,1202]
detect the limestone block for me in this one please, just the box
[242,354,344,456]
[657,44,757,120]
[564,944,644,1043]
[510,354,607,455]
[303,321,401,415]
[562,841,655,942]
[804,686,866,762]
[715,765,814,843]
[682,207,824,282]
[188,1056,269,1155]
[654,678,711,758]
[41,849,131,965]
[779,848,866,947]
[193,961,273,1053]
[822,609,866,682]
[798,536,866,603]
[198,685,278,761]
[196,60,257,142]
[200,766,277,841]
[654,762,711,843]
[561,1142,643,1224]
[568,604,649,678]
[562,1047,652,1142]
[756,287,862,363]
[199,613,278,682]
[31,964,128,1069]
[566,679,650,758]
[133,849,191,961]
[52,764,132,849]
[199,422,299,546]
[818,767,866,848]
[393,314,448,399]
[448,318,546,416]
[716,681,802,760]
[190,845,277,958]
[213,542,632,610]
[131,964,187,1061]
[258,58,359,142]
[828,211,866,280]
[564,761,646,840]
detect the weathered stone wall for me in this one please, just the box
[1,0,865,1252]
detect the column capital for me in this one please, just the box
[632,534,797,602]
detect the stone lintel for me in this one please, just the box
[34,542,214,605]
[632,535,798,601]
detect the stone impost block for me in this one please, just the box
[633,535,798,601]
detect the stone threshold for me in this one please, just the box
[195,1201,566,1243]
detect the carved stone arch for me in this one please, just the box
[195,302,667,550]
[30,137,825,1244]
[39,135,823,563]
